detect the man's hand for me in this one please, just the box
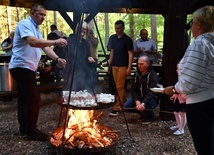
[135,101,145,111]
[55,38,67,47]
[140,47,145,51]
[88,57,96,63]
[57,58,66,68]
[126,68,131,76]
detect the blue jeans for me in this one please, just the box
[123,98,158,119]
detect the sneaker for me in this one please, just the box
[109,110,119,116]
[173,129,184,136]
[22,129,49,141]
[142,118,153,125]
[137,115,145,122]
[170,126,178,131]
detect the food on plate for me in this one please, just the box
[150,87,164,93]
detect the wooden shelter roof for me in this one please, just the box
[1,0,213,14]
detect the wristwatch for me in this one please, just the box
[55,57,60,63]
[172,86,177,94]
[141,103,145,107]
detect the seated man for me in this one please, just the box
[123,55,159,124]
[134,29,157,64]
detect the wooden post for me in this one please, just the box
[160,0,187,120]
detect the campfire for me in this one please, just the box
[50,109,118,150]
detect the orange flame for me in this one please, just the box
[64,109,111,147]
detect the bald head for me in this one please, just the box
[138,55,150,74]
[138,55,150,63]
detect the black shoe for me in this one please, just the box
[137,115,146,122]
[22,129,49,141]
[142,118,153,125]
[109,110,119,116]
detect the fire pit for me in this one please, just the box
[51,92,118,155]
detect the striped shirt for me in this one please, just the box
[175,32,214,104]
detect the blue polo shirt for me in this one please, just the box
[9,16,43,71]
[111,33,133,67]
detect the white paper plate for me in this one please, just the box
[150,87,164,93]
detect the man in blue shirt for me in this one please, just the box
[9,3,67,141]
[134,29,159,64]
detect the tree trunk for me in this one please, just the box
[54,11,57,26]
[6,6,11,34]
[16,7,20,22]
[129,14,134,41]
[150,15,157,48]
[104,13,109,48]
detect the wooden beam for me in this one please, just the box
[9,0,18,6]
[58,10,76,31]
[84,11,98,23]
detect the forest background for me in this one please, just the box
[0,5,192,55]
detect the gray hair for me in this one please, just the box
[75,21,89,36]
[30,3,45,13]
[192,5,214,32]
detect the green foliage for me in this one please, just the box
[0,5,165,54]
[0,49,4,55]
[95,13,164,50]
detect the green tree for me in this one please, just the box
[0,6,166,54]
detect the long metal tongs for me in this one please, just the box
[60,6,85,155]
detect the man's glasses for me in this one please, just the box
[190,21,197,26]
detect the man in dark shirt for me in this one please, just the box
[108,20,134,116]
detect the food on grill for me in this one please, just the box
[62,90,97,107]
[61,91,115,107]
[96,93,115,104]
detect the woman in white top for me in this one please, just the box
[164,6,214,155]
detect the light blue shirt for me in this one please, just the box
[9,16,43,71]
[134,38,157,63]
[134,38,157,52]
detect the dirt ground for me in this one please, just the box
[0,81,196,155]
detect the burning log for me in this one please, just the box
[50,109,118,150]
[50,125,118,149]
